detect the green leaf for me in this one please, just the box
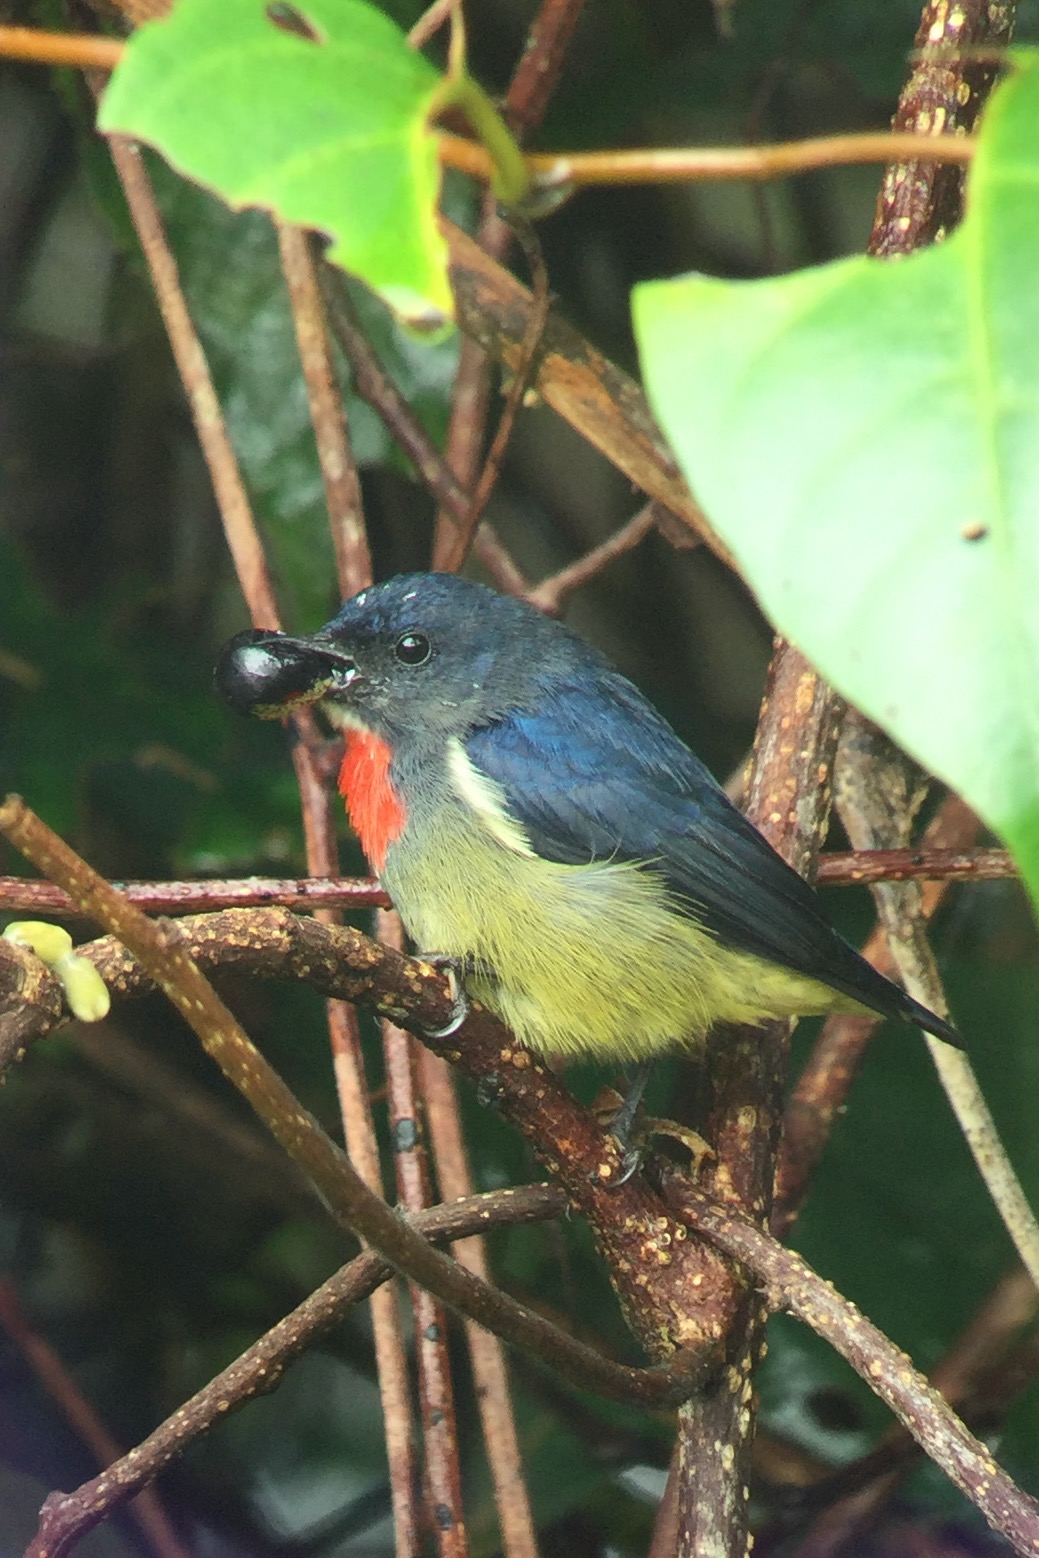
[633,53,1039,919]
[98,0,450,321]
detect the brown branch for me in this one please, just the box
[432,322,498,560]
[105,134,282,630]
[320,268,529,596]
[668,647,844,1558]
[436,130,976,191]
[234,123,414,1544]
[667,1180,1039,1558]
[275,220,372,599]
[815,842,1010,885]
[443,216,727,562]
[417,1044,540,1558]
[434,220,552,574]
[0,1280,191,1558]
[0,840,1013,918]
[379,911,465,1558]
[781,1265,1039,1558]
[0,875,391,915]
[0,801,716,1403]
[26,1185,565,1558]
[868,0,1010,257]
[527,500,662,614]
[503,0,589,136]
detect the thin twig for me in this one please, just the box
[25,1186,565,1558]
[0,25,123,66]
[275,220,372,599]
[434,220,552,574]
[320,270,529,596]
[0,1280,191,1558]
[841,747,1039,1295]
[0,842,1014,917]
[105,134,281,629]
[4,34,979,187]
[774,794,981,1235]
[417,1045,540,1558]
[436,128,976,189]
[379,911,466,1558]
[783,1264,1039,1558]
[289,739,421,1558]
[667,1180,1039,1558]
[527,501,661,614]
[407,0,462,49]
[431,324,498,558]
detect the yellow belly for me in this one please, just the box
[381,812,858,1062]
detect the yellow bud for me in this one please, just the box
[4,921,111,1022]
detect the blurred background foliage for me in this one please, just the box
[2,0,1039,1553]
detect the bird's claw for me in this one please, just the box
[611,1144,644,1187]
[589,1062,654,1189]
[419,953,471,1038]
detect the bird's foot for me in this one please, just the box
[417,953,471,1038]
[593,1062,715,1188]
[592,1061,655,1187]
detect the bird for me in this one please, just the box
[214,571,959,1067]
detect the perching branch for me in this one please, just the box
[0,797,732,1386]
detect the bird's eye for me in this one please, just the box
[394,631,432,666]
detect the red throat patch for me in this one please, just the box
[337,730,406,873]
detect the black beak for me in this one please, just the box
[214,628,360,719]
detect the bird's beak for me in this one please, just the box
[214,628,361,719]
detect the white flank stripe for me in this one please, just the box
[446,739,537,858]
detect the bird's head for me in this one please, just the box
[214,572,603,741]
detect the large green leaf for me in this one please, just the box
[98,0,449,321]
[633,53,1039,919]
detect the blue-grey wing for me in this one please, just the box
[464,674,956,1041]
